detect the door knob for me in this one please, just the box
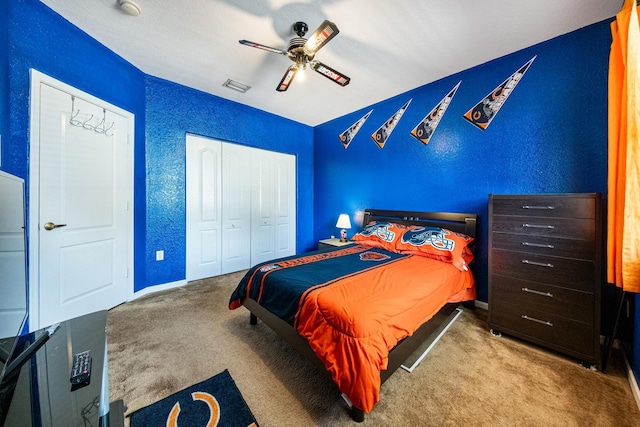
[44,222,67,231]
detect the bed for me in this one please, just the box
[229,209,477,422]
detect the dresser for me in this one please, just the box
[488,193,602,368]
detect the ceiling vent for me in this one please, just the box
[222,79,251,94]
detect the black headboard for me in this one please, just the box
[362,209,478,238]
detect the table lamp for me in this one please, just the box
[336,214,352,242]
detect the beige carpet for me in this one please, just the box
[107,272,640,426]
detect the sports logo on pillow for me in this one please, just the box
[351,221,408,251]
[396,226,474,271]
[359,222,397,242]
[400,226,456,251]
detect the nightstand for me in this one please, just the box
[318,238,354,250]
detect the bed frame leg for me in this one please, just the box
[462,300,475,310]
[249,313,257,325]
[350,406,365,423]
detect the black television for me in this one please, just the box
[0,170,31,381]
[0,170,58,427]
[0,170,115,426]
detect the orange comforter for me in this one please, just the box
[294,254,475,413]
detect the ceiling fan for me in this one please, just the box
[239,20,351,92]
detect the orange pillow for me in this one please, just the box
[350,221,408,251]
[396,226,474,271]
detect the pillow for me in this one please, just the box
[396,225,474,271]
[350,221,408,251]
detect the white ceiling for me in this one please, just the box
[39,0,623,126]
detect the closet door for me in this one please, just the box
[251,149,296,266]
[271,151,296,260]
[186,135,222,281]
[221,143,251,274]
[251,150,274,266]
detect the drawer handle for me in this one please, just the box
[522,287,553,298]
[522,242,555,249]
[522,205,555,210]
[522,315,553,327]
[522,259,554,268]
[522,223,555,229]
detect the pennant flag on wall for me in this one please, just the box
[339,110,373,149]
[410,81,461,144]
[371,99,412,149]
[463,56,536,130]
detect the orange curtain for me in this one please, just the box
[608,0,640,293]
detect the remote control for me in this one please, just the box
[70,350,91,386]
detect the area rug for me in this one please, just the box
[130,369,258,427]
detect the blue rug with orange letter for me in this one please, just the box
[130,369,259,427]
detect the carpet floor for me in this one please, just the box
[107,272,640,426]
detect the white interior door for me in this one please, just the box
[221,143,251,274]
[29,71,133,329]
[186,134,222,281]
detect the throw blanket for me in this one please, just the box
[229,245,475,413]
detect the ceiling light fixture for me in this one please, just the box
[119,0,141,16]
[296,62,306,81]
[222,79,251,94]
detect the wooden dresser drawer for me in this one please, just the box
[491,215,595,240]
[490,300,595,357]
[491,248,595,292]
[491,231,595,261]
[490,275,594,324]
[491,196,595,219]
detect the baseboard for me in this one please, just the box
[621,344,640,411]
[474,300,488,310]
[131,279,188,301]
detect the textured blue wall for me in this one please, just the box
[314,22,610,305]
[0,1,7,155]
[3,0,315,294]
[5,0,146,180]
[143,76,314,289]
[4,0,640,393]
[4,0,147,292]
[313,18,640,389]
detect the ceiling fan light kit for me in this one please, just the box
[239,20,350,92]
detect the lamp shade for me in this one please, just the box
[336,214,352,229]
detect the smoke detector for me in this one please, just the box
[119,0,141,16]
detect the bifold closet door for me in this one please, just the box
[187,139,296,277]
[221,143,252,274]
[250,149,296,266]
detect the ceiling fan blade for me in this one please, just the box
[276,65,298,92]
[303,20,339,55]
[239,39,287,56]
[311,61,350,87]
